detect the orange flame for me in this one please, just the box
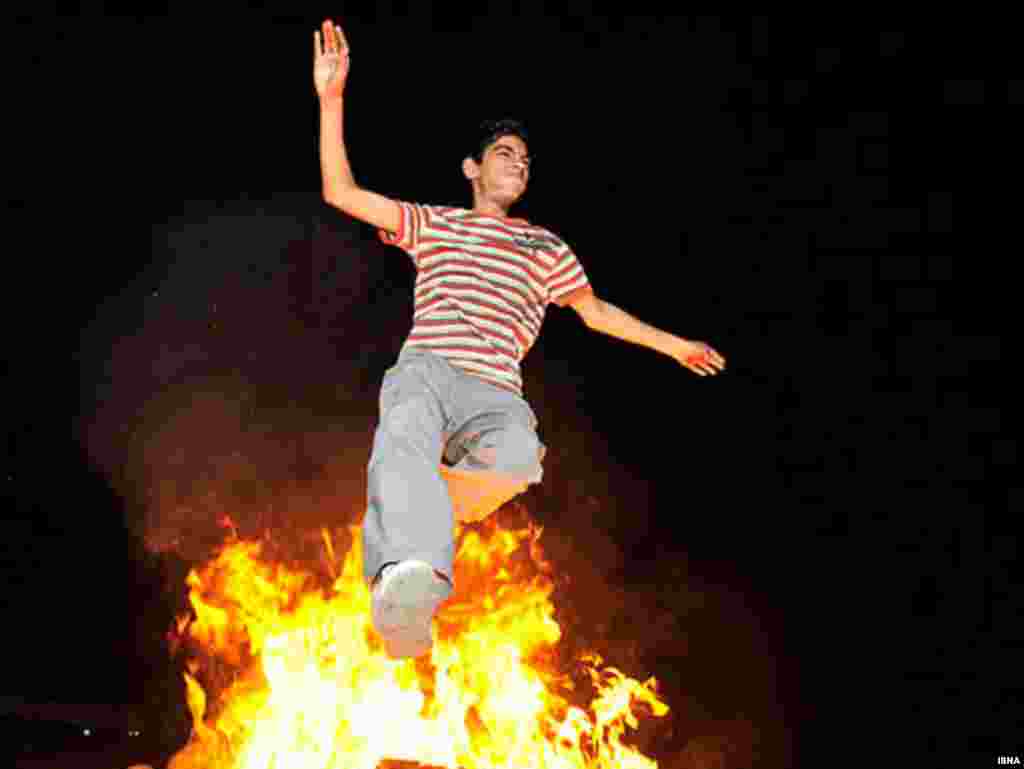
[169,519,668,769]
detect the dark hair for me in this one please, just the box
[470,119,529,163]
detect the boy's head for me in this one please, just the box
[469,119,530,164]
[463,119,531,210]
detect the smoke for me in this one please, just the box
[80,196,412,562]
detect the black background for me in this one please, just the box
[3,9,1016,769]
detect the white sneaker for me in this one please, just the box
[371,560,452,659]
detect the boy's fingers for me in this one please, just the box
[689,358,719,376]
[314,30,321,58]
[334,21,348,52]
[699,347,725,370]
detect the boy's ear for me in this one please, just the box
[462,156,480,181]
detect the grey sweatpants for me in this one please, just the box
[362,346,545,585]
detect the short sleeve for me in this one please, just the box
[545,235,592,307]
[378,202,433,262]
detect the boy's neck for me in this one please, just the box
[471,194,511,219]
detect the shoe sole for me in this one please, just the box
[371,560,452,659]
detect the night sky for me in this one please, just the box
[4,10,1016,769]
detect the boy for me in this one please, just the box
[313,20,726,658]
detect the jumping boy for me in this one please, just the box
[313,19,726,659]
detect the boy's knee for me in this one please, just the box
[468,423,544,480]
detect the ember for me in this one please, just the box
[167,517,668,769]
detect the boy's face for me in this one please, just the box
[465,134,531,205]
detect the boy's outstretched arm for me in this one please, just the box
[314,19,401,234]
[569,291,726,377]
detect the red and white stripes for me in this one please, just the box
[380,203,591,393]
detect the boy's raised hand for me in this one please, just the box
[313,19,350,101]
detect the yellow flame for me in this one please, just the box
[170,520,668,769]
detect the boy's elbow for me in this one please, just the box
[323,187,344,209]
[323,182,355,209]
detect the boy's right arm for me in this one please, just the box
[314,20,401,235]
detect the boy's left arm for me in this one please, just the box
[569,291,726,377]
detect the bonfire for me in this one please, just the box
[164,516,669,769]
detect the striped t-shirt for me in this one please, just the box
[379,202,592,394]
